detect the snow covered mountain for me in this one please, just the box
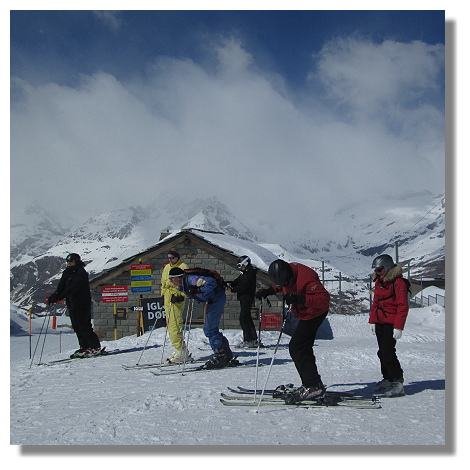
[9,197,258,307]
[278,190,445,279]
[10,201,73,262]
[10,192,445,309]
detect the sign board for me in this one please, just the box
[141,297,166,331]
[131,264,152,293]
[102,286,129,303]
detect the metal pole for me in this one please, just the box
[135,306,164,365]
[256,300,287,413]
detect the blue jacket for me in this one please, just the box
[179,274,221,303]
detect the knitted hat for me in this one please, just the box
[168,267,184,278]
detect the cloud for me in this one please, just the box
[10,36,445,241]
[92,11,122,32]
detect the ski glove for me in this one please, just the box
[284,293,306,305]
[170,295,185,303]
[48,293,59,305]
[256,287,275,299]
[188,285,200,296]
[393,328,403,340]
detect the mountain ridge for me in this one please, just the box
[10,193,445,308]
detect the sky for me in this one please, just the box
[10,8,446,239]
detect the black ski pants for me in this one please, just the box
[238,295,257,342]
[375,323,404,382]
[69,308,101,350]
[288,312,328,388]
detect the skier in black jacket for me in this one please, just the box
[47,253,101,358]
[227,256,262,348]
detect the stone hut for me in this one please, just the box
[89,229,281,340]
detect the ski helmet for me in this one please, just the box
[371,254,395,272]
[237,255,251,270]
[66,253,81,263]
[268,259,294,288]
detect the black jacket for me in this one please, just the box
[230,266,257,300]
[54,262,92,312]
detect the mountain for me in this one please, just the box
[277,191,445,279]
[10,192,445,309]
[10,201,72,263]
[9,197,258,307]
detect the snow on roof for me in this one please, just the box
[161,229,279,271]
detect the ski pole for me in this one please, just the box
[29,305,51,368]
[37,312,52,365]
[158,301,172,367]
[135,302,165,365]
[181,298,194,373]
[256,299,287,413]
[254,298,264,400]
[254,297,271,397]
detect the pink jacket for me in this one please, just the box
[369,265,409,330]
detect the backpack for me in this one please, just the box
[183,267,224,288]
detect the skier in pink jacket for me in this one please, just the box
[369,254,409,397]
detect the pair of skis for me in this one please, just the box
[221,386,381,409]
[37,346,154,366]
[147,358,267,376]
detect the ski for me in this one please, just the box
[150,359,264,376]
[233,385,364,400]
[122,359,201,370]
[39,347,137,366]
[220,397,381,409]
[221,392,380,408]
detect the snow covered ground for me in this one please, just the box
[9,302,448,451]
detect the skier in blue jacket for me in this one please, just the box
[168,267,234,368]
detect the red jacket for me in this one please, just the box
[369,265,409,330]
[273,263,330,320]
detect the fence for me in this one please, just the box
[410,293,445,308]
[319,273,445,314]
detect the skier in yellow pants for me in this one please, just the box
[161,249,191,363]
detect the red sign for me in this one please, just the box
[102,286,129,303]
[131,264,152,271]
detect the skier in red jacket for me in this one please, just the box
[369,254,409,397]
[256,260,330,402]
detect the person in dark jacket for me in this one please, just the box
[256,259,330,402]
[227,256,262,348]
[47,253,101,358]
[369,254,409,397]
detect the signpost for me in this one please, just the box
[102,286,129,339]
[141,297,166,331]
[131,264,152,293]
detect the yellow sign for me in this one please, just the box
[131,280,153,287]
[131,269,152,276]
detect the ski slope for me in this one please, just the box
[10,303,445,448]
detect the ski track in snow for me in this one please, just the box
[10,308,445,446]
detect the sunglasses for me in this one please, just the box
[374,267,385,273]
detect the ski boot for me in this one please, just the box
[383,381,405,397]
[167,344,192,364]
[83,347,103,358]
[284,383,326,405]
[70,348,88,358]
[202,346,234,369]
